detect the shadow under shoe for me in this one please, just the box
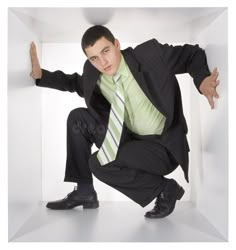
[145,179,185,219]
[46,187,99,210]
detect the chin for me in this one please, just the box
[103,70,116,76]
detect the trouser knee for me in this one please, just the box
[67,108,89,135]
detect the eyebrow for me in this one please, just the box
[101,46,110,52]
[88,46,110,61]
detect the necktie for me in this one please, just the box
[97,73,125,165]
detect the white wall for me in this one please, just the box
[41,43,87,201]
[41,42,191,202]
[190,10,228,239]
[8,10,42,239]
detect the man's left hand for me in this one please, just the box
[199,67,220,109]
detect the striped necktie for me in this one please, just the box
[97,73,125,166]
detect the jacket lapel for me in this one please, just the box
[122,49,167,119]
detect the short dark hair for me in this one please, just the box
[81,25,115,55]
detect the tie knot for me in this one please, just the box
[113,73,121,84]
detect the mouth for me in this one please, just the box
[104,65,112,72]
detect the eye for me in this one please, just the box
[103,48,109,54]
[90,56,97,62]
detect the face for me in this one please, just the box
[85,36,122,76]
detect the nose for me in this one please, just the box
[100,56,108,67]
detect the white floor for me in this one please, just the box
[9,201,226,242]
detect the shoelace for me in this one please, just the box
[63,186,78,200]
[153,192,168,210]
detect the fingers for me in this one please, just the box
[213,89,219,99]
[30,42,37,58]
[207,95,214,109]
[30,42,35,64]
[211,67,220,83]
[210,68,220,96]
[201,67,220,109]
[30,42,34,53]
[212,68,220,99]
[30,42,39,66]
[30,41,36,50]
[211,85,219,99]
[208,85,219,108]
[29,41,42,79]
[215,79,220,87]
[214,91,219,99]
[212,67,218,77]
[207,86,219,109]
[205,86,219,109]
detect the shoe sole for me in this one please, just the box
[83,201,99,209]
[145,186,185,219]
[46,201,99,210]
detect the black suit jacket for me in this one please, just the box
[36,39,211,182]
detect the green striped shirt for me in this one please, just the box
[97,56,166,135]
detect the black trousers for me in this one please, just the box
[64,108,178,207]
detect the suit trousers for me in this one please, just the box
[64,108,178,207]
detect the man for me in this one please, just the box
[30,25,219,218]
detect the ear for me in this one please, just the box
[114,39,120,49]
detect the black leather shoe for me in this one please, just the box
[46,187,99,210]
[145,179,185,219]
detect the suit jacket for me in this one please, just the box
[36,39,211,182]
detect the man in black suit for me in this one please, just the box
[30,25,219,218]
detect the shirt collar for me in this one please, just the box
[116,55,129,78]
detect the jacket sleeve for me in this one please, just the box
[35,69,84,97]
[153,39,211,92]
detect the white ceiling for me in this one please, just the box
[10,7,226,43]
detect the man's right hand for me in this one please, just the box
[30,42,42,79]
